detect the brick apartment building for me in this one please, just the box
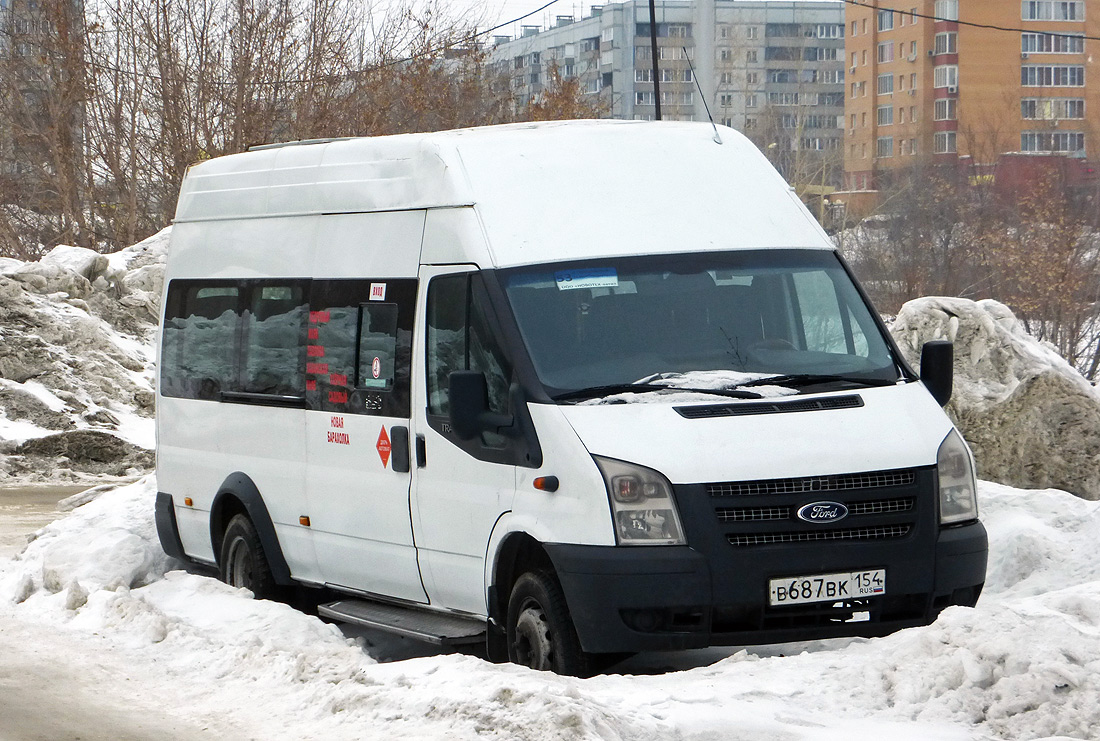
[843,0,1099,194]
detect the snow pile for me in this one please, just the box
[2,477,1100,739]
[891,296,1100,500]
[0,228,168,483]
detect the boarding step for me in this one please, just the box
[318,599,486,646]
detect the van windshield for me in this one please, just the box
[498,249,903,400]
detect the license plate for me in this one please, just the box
[768,569,886,606]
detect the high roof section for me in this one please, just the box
[174,120,832,267]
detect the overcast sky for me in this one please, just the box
[473,0,596,35]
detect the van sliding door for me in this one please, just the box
[303,278,427,602]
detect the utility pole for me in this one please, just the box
[649,0,661,120]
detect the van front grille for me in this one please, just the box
[707,469,917,497]
[727,525,911,547]
[716,497,914,523]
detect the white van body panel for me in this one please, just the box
[310,211,425,279]
[558,383,953,484]
[175,121,832,265]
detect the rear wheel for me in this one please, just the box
[506,570,589,676]
[219,514,278,600]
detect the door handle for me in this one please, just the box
[390,426,411,474]
[415,434,427,468]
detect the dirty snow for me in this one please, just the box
[0,477,1097,740]
[0,229,166,483]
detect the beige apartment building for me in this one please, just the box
[844,0,1099,192]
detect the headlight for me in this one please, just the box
[937,429,979,525]
[594,456,685,545]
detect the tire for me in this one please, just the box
[506,570,590,676]
[219,514,279,600]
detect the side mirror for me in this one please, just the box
[920,340,953,407]
[448,371,514,441]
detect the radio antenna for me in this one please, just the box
[683,46,722,144]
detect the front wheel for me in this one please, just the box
[506,570,590,676]
[219,513,278,600]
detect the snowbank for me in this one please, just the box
[0,228,168,483]
[891,296,1100,500]
[1,477,1098,740]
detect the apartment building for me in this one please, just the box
[844,0,1099,191]
[489,0,846,184]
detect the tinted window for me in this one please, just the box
[161,283,241,400]
[308,280,415,417]
[426,273,512,422]
[242,284,307,396]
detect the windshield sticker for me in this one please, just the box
[555,268,618,291]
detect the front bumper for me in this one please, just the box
[547,512,987,655]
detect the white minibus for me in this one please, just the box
[155,121,987,675]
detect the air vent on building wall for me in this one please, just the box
[1021,52,1029,59]
[947,86,957,94]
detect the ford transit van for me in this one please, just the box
[155,121,987,675]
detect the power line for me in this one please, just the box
[839,0,1100,43]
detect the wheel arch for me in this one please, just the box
[209,472,294,586]
[487,529,554,627]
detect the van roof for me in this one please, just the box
[174,120,832,266]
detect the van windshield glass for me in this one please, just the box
[499,250,901,399]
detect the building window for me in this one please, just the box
[1021,97,1085,119]
[935,0,959,20]
[815,24,843,38]
[934,131,957,153]
[636,91,654,106]
[1021,65,1085,86]
[934,98,958,120]
[746,49,758,63]
[746,93,758,108]
[719,48,732,61]
[877,73,894,95]
[1022,1,1085,21]
[910,73,917,89]
[1021,32,1085,53]
[821,69,844,84]
[899,108,906,123]
[876,137,894,158]
[1021,130,1085,152]
[878,42,894,63]
[720,93,734,106]
[745,116,757,129]
[851,20,857,35]
[746,72,759,84]
[878,10,894,31]
[720,71,733,84]
[877,105,894,125]
[934,65,959,88]
[747,26,759,40]
[719,25,730,39]
[934,32,957,55]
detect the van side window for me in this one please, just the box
[161,283,241,400]
[242,284,307,396]
[308,279,415,418]
[426,273,511,425]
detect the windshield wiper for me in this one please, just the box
[738,374,900,389]
[553,383,764,402]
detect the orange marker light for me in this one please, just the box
[533,476,559,493]
[299,516,311,527]
[183,497,193,507]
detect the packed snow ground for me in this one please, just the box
[1,478,1097,740]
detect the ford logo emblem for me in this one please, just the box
[797,501,849,523]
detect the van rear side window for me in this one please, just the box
[161,284,242,400]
